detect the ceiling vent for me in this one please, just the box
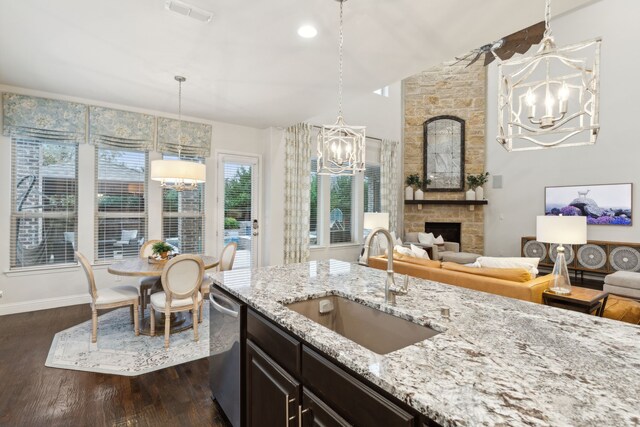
[165,0,213,23]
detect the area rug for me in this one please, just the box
[45,305,210,376]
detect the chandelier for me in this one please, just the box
[317,0,366,175]
[496,0,601,151]
[151,76,206,191]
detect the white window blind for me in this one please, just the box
[329,174,353,244]
[95,148,147,262]
[364,164,382,213]
[162,155,205,254]
[310,158,318,245]
[10,138,78,269]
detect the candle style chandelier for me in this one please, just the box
[317,0,366,175]
[496,0,601,151]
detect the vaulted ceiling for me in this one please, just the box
[0,0,594,128]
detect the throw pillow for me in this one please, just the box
[418,232,435,245]
[394,245,415,257]
[410,244,430,260]
[434,235,445,245]
[442,262,533,282]
[474,257,540,276]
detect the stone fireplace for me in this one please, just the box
[402,60,486,255]
[425,222,461,247]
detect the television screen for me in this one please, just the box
[545,183,632,225]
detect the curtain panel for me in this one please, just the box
[2,93,86,144]
[284,123,312,264]
[157,117,212,157]
[380,139,400,234]
[89,106,155,151]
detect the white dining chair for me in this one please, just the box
[76,251,139,343]
[198,242,237,323]
[150,254,204,349]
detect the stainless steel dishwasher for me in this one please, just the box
[209,286,245,427]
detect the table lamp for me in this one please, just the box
[536,215,587,295]
[363,212,389,232]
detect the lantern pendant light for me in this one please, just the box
[317,0,366,175]
[496,0,601,151]
[151,76,206,191]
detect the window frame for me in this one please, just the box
[94,146,149,263]
[10,138,79,270]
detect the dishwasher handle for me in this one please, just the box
[209,292,240,318]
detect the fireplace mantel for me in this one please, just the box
[404,200,488,206]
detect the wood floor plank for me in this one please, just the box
[0,305,228,427]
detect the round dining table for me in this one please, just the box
[108,255,219,335]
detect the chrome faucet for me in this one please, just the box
[359,227,406,305]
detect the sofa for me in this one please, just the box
[403,232,460,261]
[369,253,640,324]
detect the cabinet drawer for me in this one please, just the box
[247,309,301,376]
[302,346,414,427]
[302,388,351,427]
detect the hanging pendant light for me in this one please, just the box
[151,76,206,191]
[496,0,601,151]
[317,0,366,175]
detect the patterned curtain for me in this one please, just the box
[89,106,155,150]
[157,117,212,156]
[2,93,86,144]
[380,139,400,234]
[284,123,312,264]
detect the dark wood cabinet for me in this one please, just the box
[301,388,351,427]
[246,339,301,427]
[238,303,432,427]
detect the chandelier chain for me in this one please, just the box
[337,0,344,118]
[177,77,183,158]
[544,0,552,38]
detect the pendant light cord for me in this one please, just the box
[337,0,344,119]
[178,77,183,159]
[544,0,552,38]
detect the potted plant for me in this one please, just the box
[405,173,421,200]
[466,172,490,200]
[151,241,173,260]
[415,177,432,202]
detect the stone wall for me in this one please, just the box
[402,61,487,254]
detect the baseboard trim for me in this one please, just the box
[0,294,90,316]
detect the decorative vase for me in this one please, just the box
[405,186,414,200]
[475,186,484,200]
[415,188,424,200]
[466,189,476,201]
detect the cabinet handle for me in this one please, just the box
[298,406,310,427]
[286,395,296,425]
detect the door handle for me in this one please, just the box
[298,406,310,427]
[209,293,239,318]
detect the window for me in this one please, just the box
[95,148,147,261]
[162,155,205,254]
[11,139,78,268]
[310,158,318,245]
[329,175,353,244]
[364,164,381,213]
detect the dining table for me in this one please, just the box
[108,255,219,335]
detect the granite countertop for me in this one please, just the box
[212,260,640,427]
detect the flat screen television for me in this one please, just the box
[545,183,632,226]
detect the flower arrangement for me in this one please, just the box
[151,242,173,259]
[466,172,490,190]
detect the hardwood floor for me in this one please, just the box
[0,305,229,427]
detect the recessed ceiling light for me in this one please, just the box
[297,25,318,39]
[165,0,213,23]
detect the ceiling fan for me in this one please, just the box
[454,21,545,67]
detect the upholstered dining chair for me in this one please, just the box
[76,251,139,343]
[150,254,204,349]
[138,239,163,314]
[200,242,237,297]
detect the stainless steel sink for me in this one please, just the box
[285,295,439,354]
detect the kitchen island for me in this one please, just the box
[211,260,640,426]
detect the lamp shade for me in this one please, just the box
[363,212,389,230]
[536,216,587,245]
[150,159,206,184]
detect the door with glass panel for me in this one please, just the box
[218,154,259,269]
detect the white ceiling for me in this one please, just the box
[0,0,593,128]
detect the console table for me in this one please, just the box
[521,236,640,276]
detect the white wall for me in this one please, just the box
[0,85,270,315]
[485,0,640,256]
